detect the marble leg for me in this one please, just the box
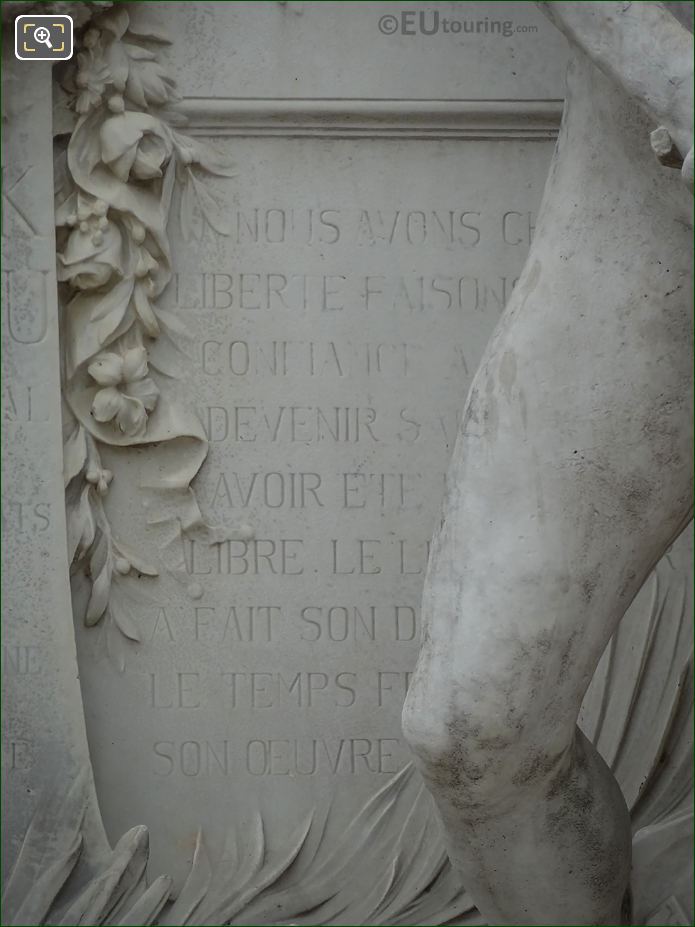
[403,55,693,926]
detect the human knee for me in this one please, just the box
[402,662,569,809]
[401,669,458,768]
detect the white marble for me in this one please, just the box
[404,4,693,925]
[1,39,112,912]
[1,3,691,926]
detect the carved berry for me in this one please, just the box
[131,223,146,244]
[107,95,125,114]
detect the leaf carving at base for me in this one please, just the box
[5,527,690,925]
[1,765,480,927]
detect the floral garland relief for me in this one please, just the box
[55,6,234,668]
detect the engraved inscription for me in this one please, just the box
[2,645,42,675]
[2,270,49,345]
[2,739,35,771]
[2,385,49,423]
[151,736,406,777]
[72,130,551,876]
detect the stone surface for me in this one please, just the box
[1,34,111,907]
[59,2,564,907]
[1,1,112,27]
[403,4,694,925]
[538,1,694,189]
[1,3,692,925]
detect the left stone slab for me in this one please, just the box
[1,32,111,921]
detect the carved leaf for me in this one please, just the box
[160,108,191,128]
[200,811,315,925]
[579,524,693,826]
[11,832,83,926]
[125,57,176,109]
[1,773,87,926]
[86,565,112,626]
[161,155,177,216]
[103,39,130,89]
[67,484,97,564]
[114,875,173,925]
[3,766,479,927]
[155,307,189,338]
[367,792,447,923]
[171,132,238,177]
[65,280,135,378]
[86,530,112,625]
[148,326,191,378]
[193,146,237,178]
[64,423,87,486]
[110,590,142,643]
[58,825,150,925]
[123,43,157,62]
[159,830,212,925]
[97,6,130,39]
[179,171,204,242]
[392,866,481,927]
[188,169,231,236]
[131,286,159,337]
[231,765,476,927]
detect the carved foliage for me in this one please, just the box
[56,6,233,660]
[3,529,690,924]
[1,765,480,927]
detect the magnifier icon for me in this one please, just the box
[33,25,53,48]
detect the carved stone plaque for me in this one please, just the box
[63,0,563,900]
[2,3,692,925]
[77,117,557,883]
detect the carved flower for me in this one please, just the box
[74,34,110,114]
[100,109,173,183]
[57,204,123,290]
[85,463,113,496]
[88,345,159,437]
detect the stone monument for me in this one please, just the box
[404,2,693,924]
[2,3,692,925]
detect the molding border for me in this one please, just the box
[178,97,564,139]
